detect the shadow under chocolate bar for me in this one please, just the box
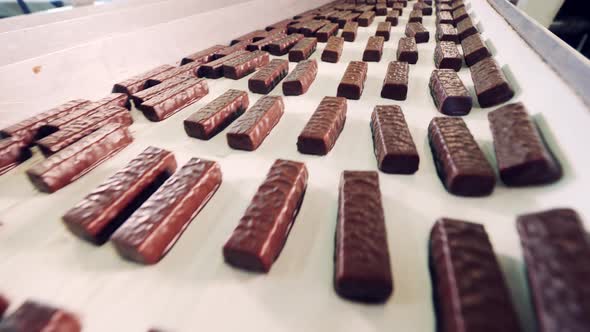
[248,59,289,94]
[429,69,472,116]
[297,96,347,155]
[337,61,368,100]
[282,59,318,96]
[0,300,81,332]
[138,78,208,121]
[112,65,175,95]
[226,96,284,151]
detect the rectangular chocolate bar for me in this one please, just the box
[223,159,308,272]
[144,61,201,88]
[131,76,191,106]
[376,3,388,15]
[0,301,81,331]
[385,10,399,25]
[315,23,339,42]
[247,32,286,51]
[452,7,469,23]
[0,138,31,176]
[358,10,375,27]
[363,36,385,62]
[297,96,347,155]
[470,57,515,107]
[282,59,318,96]
[335,170,393,302]
[461,33,491,66]
[265,33,304,56]
[341,21,358,42]
[517,208,590,332]
[63,146,177,244]
[231,30,268,45]
[338,12,361,28]
[138,78,209,121]
[337,61,368,100]
[371,105,418,174]
[452,0,465,10]
[288,38,317,62]
[375,21,391,41]
[391,2,404,14]
[112,65,175,95]
[27,123,133,193]
[436,23,459,43]
[223,50,270,79]
[248,59,289,94]
[429,69,472,115]
[381,61,409,100]
[213,40,250,60]
[180,45,226,65]
[488,102,562,186]
[226,96,284,151]
[397,37,418,64]
[409,9,423,23]
[300,20,328,37]
[414,2,433,15]
[434,41,462,71]
[112,158,222,264]
[428,117,495,196]
[197,50,249,79]
[406,22,430,43]
[457,16,478,40]
[430,218,522,332]
[322,36,344,63]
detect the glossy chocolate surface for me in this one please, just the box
[131,76,191,106]
[461,33,491,67]
[386,10,399,25]
[0,138,31,176]
[315,23,339,42]
[297,96,347,155]
[213,40,250,60]
[288,38,317,62]
[265,34,304,56]
[197,50,249,79]
[248,59,289,94]
[0,300,81,332]
[112,65,175,95]
[322,36,344,63]
[282,60,318,96]
[139,78,209,121]
[470,57,515,107]
[434,41,462,72]
[358,10,375,27]
[381,61,409,100]
[405,22,430,43]
[337,61,368,100]
[341,21,358,42]
[144,62,200,88]
[397,37,419,64]
[363,36,385,62]
[457,16,478,41]
[246,32,286,51]
[223,50,270,79]
[375,21,391,41]
[180,45,226,65]
[429,69,472,115]
[226,96,284,151]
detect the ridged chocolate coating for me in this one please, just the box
[231,29,268,45]
[27,124,132,193]
[391,2,404,15]
[381,61,409,100]
[452,0,465,10]
[184,89,249,140]
[223,159,308,272]
[213,40,250,60]
[288,38,317,62]
[335,170,393,303]
[436,23,459,43]
[337,61,368,100]
[197,50,249,79]
[461,33,491,67]
[300,20,328,37]
[131,76,191,106]
[488,102,561,186]
[428,117,495,196]
[409,9,423,23]
[470,57,515,107]
[265,34,304,56]
[342,21,358,42]
[315,23,339,42]
[457,16,478,41]
[282,59,318,96]
[139,78,209,121]
[434,41,462,71]
[144,61,201,88]
[358,10,375,26]
[429,69,472,115]
[0,300,81,332]
[180,45,226,65]
[322,36,344,63]
[430,218,522,332]
[436,11,454,25]
[62,146,177,244]
[386,10,399,25]
[223,50,270,79]
[376,21,391,41]
[363,36,385,62]
[371,105,419,174]
[297,96,347,155]
[112,158,222,264]
[517,208,590,332]
[226,96,284,151]
[397,37,418,64]
[248,59,289,94]
[414,2,433,15]
[338,12,360,29]
[0,138,32,176]
[452,7,469,23]
[112,65,175,95]
[406,22,430,43]
[247,33,286,51]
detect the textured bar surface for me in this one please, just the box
[0,300,81,332]
[265,34,304,56]
[386,10,399,25]
[282,60,318,96]
[436,23,459,43]
[297,96,347,155]
[457,16,478,41]
[213,40,250,60]
[226,96,284,151]
[0,138,31,176]
[397,37,418,64]
[288,38,317,62]
[342,21,358,42]
[180,45,226,65]
[437,10,454,25]
[112,65,175,95]
[470,57,515,107]
[452,7,469,23]
[358,10,375,27]
[197,50,249,79]
[434,41,462,71]
[131,76,191,106]
[375,21,391,41]
[247,33,286,51]
[461,33,491,67]
[405,22,430,43]
[248,59,289,94]
[322,36,344,63]
[363,36,385,62]
[409,9,423,23]
[381,61,409,100]
[144,61,201,88]
[429,69,472,115]
[315,23,339,42]
[223,51,270,79]
[337,61,368,100]
[139,78,209,121]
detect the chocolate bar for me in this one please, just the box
[381,61,409,100]
[300,20,328,37]
[180,45,226,65]
[363,36,385,62]
[27,123,133,193]
[144,62,201,88]
[315,23,339,42]
[376,21,391,41]
[391,2,404,15]
[414,2,432,15]
[434,41,462,71]
[405,22,430,43]
[63,146,177,244]
[337,61,368,100]
[282,59,318,96]
[0,300,81,331]
[226,96,284,151]
[231,30,268,45]
[0,294,7,318]
[376,3,388,15]
[470,57,515,107]
[452,7,469,23]
[358,10,375,26]
[436,11,454,25]
[248,59,289,94]
[112,65,175,95]
[335,170,392,302]
[429,69,472,115]
[461,33,491,66]
[385,10,399,25]
[139,78,209,121]
[342,21,358,42]
[397,37,418,64]
[322,36,344,63]
[297,96,347,155]
[223,159,308,272]
[452,0,465,10]
[265,33,304,56]
[213,40,250,60]
[488,103,562,186]
[371,105,418,174]
[197,50,249,79]
[223,50,270,79]
[184,89,249,140]
[131,76,191,106]
[517,208,590,332]
[354,5,374,13]
[428,117,495,196]
[266,18,294,31]
[338,12,361,28]
[0,138,31,176]
[409,9,423,23]
[289,38,317,62]
[436,23,459,43]
[438,3,452,11]
[457,16,478,40]
[247,32,286,51]
[112,158,222,264]
[430,218,522,332]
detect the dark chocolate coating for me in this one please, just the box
[430,218,522,332]
[180,44,226,65]
[397,37,419,64]
[247,32,286,51]
[112,158,222,264]
[381,61,409,100]
[371,105,419,174]
[452,0,465,10]
[457,16,478,41]
[0,300,81,332]
[488,102,562,186]
[429,69,472,116]
[265,34,304,56]
[436,23,459,43]
[376,3,388,15]
[315,23,339,42]
[26,123,133,193]
[0,138,32,176]
[363,36,385,62]
[197,50,250,79]
[300,20,328,37]
[62,146,177,244]
[357,10,375,27]
[452,7,469,23]
[337,61,368,100]
[517,208,590,332]
[428,117,495,196]
[321,36,344,63]
[461,33,491,67]
[213,40,250,60]
[288,38,317,62]
[226,96,284,151]
[0,294,7,318]
[341,21,358,42]
[375,21,391,41]
[405,22,430,43]
[282,59,318,96]
[139,78,209,121]
[231,29,268,45]
[436,10,454,25]
[223,159,308,272]
[131,76,191,106]
[338,13,361,29]
[112,65,175,95]
[335,170,393,303]
[414,2,433,15]
[434,41,462,71]
[470,57,515,107]
[385,10,399,25]
[223,50,270,79]
[391,2,404,15]
[144,61,200,88]
[248,59,289,94]
[297,96,347,155]
[409,9,423,23]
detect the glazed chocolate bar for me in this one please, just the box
[131,76,191,106]
[112,65,175,95]
[223,159,308,272]
[397,37,418,64]
[371,105,419,174]
[376,21,391,41]
[247,32,286,51]
[248,59,289,94]
[461,33,491,66]
[63,146,177,244]
[289,38,317,62]
[436,23,459,43]
[436,10,454,25]
[457,16,478,41]
[409,9,423,23]
[223,50,270,79]
[0,138,32,175]
[184,89,249,140]
[338,12,361,28]
[438,4,452,11]
[297,96,347,155]
[213,40,250,60]
[452,7,469,23]
[358,10,375,26]
[429,69,472,116]
[197,50,249,79]
[385,10,399,25]
[381,61,409,100]
[322,36,344,63]
[470,57,515,107]
[434,41,462,71]
[414,2,432,15]
[0,300,81,331]
[363,36,385,62]
[265,33,304,56]
[376,3,388,15]
[112,158,222,264]
[315,23,339,42]
[180,45,226,65]
[405,22,430,43]
[27,123,132,193]
[488,103,562,186]
[452,0,465,10]
[341,21,358,42]
[517,208,590,332]
[391,2,404,15]
[337,61,368,100]
[282,59,318,96]
[231,30,268,45]
[144,62,201,88]
[139,78,209,121]
[226,96,284,151]
[300,20,328,37]
[428,117,495,196]
[335,171,392,302]
[430,218,522,332]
